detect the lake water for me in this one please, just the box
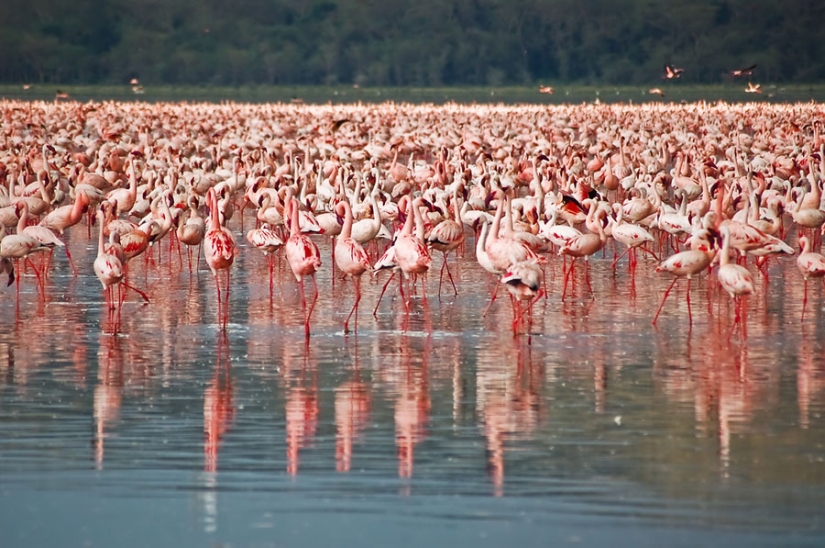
[1,222,824,547]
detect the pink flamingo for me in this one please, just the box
[203,187,236,328]
[652,229,715,325]
[0,223,49,299]
[501,260,544,334]
[246,222,284,294]
[334,201,372,333]
[38,189,89,276]
[177,195,206,273]
[93,208,125,314]
[285,198,322,337]
[426,188,465,297]
[558,204,607,301]
[717,225,755,338]
[797,235,825,321]
[393,196,432,312]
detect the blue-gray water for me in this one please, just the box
[1,224,824,547]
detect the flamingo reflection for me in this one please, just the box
[394,336,431,479]
[477,340,541,495]
[285,341,319,476]
[93,333,124,469]
[204,334,235,473]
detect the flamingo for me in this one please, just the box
[393,196,432,312]
[558,204,607,301]
[609,203,656,274]
[0,223,50,298]
[334,201,372,333]
[426,188,465,297]
[796,235,825,321]
[203,187,236,328]
[285,198,322,337]
[652,229,715,325]
[39,189,89,276]
[177,195,206,273]
[246,223,284,294]
[501,260,544,334]
[717,225,755,337]
[93,208,125,313]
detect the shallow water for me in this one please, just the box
[2,223,825,547]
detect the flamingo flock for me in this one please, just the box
[1,99,824,338]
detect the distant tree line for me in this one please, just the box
[1,0,823,86]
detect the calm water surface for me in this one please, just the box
[1,222,825,547]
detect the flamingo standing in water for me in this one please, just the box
[334,201,372,333]
[797,235,825,321]
[246,223,284,294]
[652,229,715,325]
[717,225,755,338]
[203,187,236,328]
[38,189,89,275]
[393,196,431,312]
[426,187,465,298]
[501,260,544,334]
[285,198,322,337]
[558,204,607,301]
[177,195,206,274]
[93,208,124,313]
[0,222,50,298]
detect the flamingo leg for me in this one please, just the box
[584,260,594,300]
[801,278,809,322]
[652,277,678,325]
[373,271,396,316]
[122,280,150,303]
[686,277,692,325]
[483,281,500,317]
[214,273,223,328]
[304,276,319,337]
[344,276,361,334]
[611,247,630,271]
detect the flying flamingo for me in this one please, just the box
[796,235,825,321]
[652,229,715,325]
[203,187,236,328]
[334,201,372,333]
[717,225,755,338]
[285,197,322,337]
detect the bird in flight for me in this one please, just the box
[664,64,684,79]
[539,86,554,94]
[730,64,757,77]
[649,88,665,97]
[745,82,762,94]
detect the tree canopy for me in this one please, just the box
[1,0,823,86]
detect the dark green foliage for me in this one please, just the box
[1,0,823,85]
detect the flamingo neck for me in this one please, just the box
[341,203,353,239]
